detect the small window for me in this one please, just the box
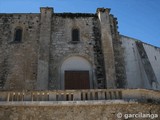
[14,27,22,42]
[155,56,157,61]
[72,29,79,42]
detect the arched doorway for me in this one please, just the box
[60,56,93,90]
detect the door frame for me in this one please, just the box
[60,56,95,90]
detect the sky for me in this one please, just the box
[0,0,160,47]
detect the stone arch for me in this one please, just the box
[60,56,94,89]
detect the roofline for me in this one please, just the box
[120,34,160,49]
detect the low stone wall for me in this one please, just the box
[0,101,159,120]
[0,89,122,101]
[0,89,160,103]
[0,89,160,120]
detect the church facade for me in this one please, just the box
[0,7,160,91]
[0,7,160,120]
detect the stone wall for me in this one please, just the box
[1,7,160,90]
[37,8,53,90]
[97,8,116,89]
[0,101,159,120]
[92,17,106,89]
[109,15,126,88]
[49,14,102,89]
[121,35,160,90]
[0,14,40,90]
[0,9,108,90]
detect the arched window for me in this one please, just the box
[72,28,79,42]
[14,27,23,42]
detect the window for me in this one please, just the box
[14,27,22,42]
[72,28,79,42]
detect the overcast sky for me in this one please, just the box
[0,0,160,47]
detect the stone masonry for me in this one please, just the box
[0,7,160,90]
[0,102,159,120]
[0,7,160,120]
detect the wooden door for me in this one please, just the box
[65,71,90,89]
